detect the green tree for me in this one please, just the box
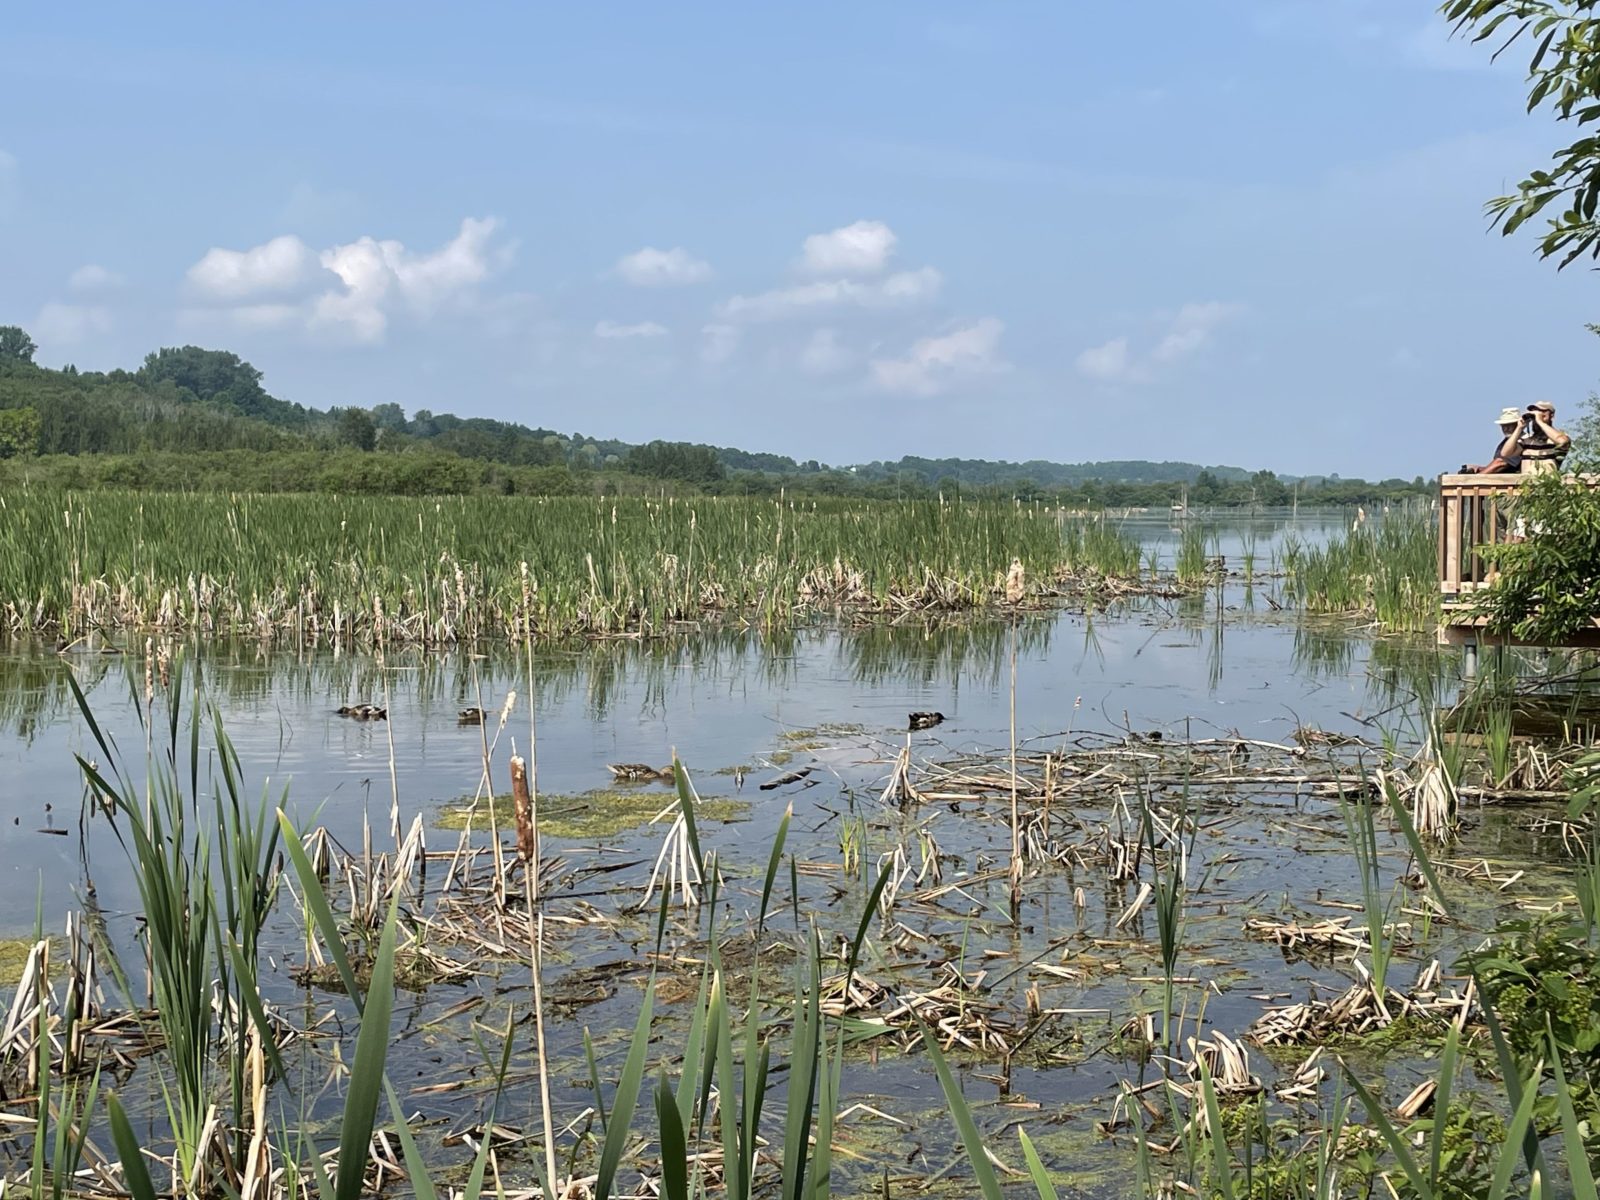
[1445,0,1600,264]
[626,440,726,485]
[337,407,378,452]
[0,406,41,457]
[0,326,37,365]
[138,345,309,426]
[370,402,408,433]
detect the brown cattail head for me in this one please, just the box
[509,754,537,864]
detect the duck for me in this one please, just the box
[606,763,677,783]
[908,711,945,731]
[458,706,488,726]
[336,704,387,721]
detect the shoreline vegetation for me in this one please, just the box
[0,336,1427,508]
[1284,509,1439,633]
[0,490,1165,645]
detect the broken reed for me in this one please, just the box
[1282,508,1436,632]
[0,490,1142,645]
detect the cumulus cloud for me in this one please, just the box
[870,318,1006,396]
[799,328,853,375]
[719,267,941,322]
[183,217,510,343]
[1075,337,1133,381]
[187,234,320,300]
[68,264,125,293]
[1151,301,1245,363]
[700,323,741,365]
[594,319,667,339]
[615,246,712,286]
[35,302,112,346]
[800,220,897,276]
[1077,300,1244,382]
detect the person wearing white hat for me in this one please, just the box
[1460,408,1524,474]
[1519,401,1570,475]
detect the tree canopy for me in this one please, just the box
[1445,0,1600,264]
[0,324,1424,505]
[0,326,37,365]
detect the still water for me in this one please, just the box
[0,508,1553,1191]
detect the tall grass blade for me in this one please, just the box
[917,1015,1005,1200]
[758,803,792,935]
[1195,1060,1236,1200]
[277,809,363,1004]
[1549,1041,1600,1200]
[595,975,656,1199]
[654,1072,690,1200]
[1018,1129,1061,1200]
[334,898,398,1200]
[106,1094,159,1200]
[1344,1065,1434,1200]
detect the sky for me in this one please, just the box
[0,1,1594,480]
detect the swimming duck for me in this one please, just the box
[908,711,945,731]
[606,763,677,783]
[336,704,388,721]
[458,706,488,725]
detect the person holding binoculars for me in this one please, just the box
[1460,402,1571,475]
[1518,400,1570,475]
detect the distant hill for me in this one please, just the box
[0,326,1421,504]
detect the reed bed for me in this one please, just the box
[1282,508,1437,632]
[0,490,1147,645]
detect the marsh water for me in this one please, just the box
[0,509,1570,1192]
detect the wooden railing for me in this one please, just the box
[1438,473,1522,602]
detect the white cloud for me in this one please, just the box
[68,264,124,293]
[800,220,897,276]
[719,267,941,322]
[870,318,1006,396]
[1077,300,1244,382]
[186,234,320,300]
[799,328,853,375]
[700,323,741,365]
[1151,301,1244,363]
[615,246,712,286]
[594,319,668,339]
[1075,337,1133,381]
[34,302,112,346]
[184,217,510,344]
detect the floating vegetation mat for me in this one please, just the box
[432,788,750,839]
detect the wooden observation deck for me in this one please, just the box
[1438,472,1600,664]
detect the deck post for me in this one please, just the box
[1461,637,1478,679]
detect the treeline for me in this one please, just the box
[0,325,1428,505]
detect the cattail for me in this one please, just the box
[510,754,537,865]
[1005,557,1026,604]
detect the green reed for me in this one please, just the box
[0,490,1142,645]
[66,657,283,1190]
[1174,521,1213,584]
[1284,509,1437,632]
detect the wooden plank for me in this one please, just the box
[1443,487,1462,597]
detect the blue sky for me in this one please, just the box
[0,1,1593,478]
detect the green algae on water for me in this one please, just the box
[0,937,40,985]
[432,788,751,839]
